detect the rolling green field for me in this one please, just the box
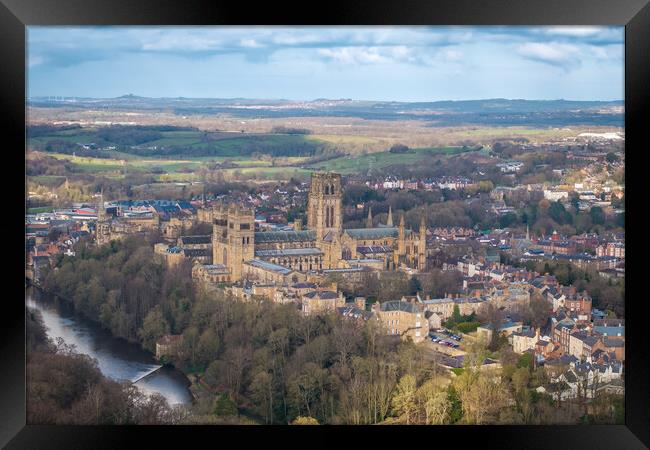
[36,145,472,181]
[311,146,466,174]
[28,128,327,159]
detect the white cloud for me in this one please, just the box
[318,46,417,65]
[140,34,223,52]
[517,42,580,67]
[28,55,44,67]
[240,38,261,48]
[444,49,462,61]
[545,27,603,37]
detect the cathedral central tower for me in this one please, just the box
[307,172,343,240]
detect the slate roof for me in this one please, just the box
[593,326,625,337]
[255,247,323,257]
[304,290,339,300]
[357,245,393,254]
[255,230,316,243]
[571,332,600,347]
[337,305,374,321]
[545,354,579,366]
[247,259,293,275]
[380,300,419,314]
[604,339,625,348]
[344,227,400,239]
[563,370,578,383]
[179,235,212,245]
[183,248,211,258]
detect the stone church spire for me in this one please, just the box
[366,206,373,228]
[387,206,393,227]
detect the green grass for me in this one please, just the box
[27,206,54,214]
[29,175,67,187]
[224,166,312,179]
[306,134,384,145]
[311,146,466,174]
[451,368,465,376]
[44,151,311,178]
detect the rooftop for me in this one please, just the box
[246,259,293,275]
[344,227,400,240]
[380,300,420,314]
[255,230,316,243]
[179,235,212,245]
[255,247,323,257]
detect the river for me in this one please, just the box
[26,287,193,406]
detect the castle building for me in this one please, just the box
[201,172,426,282]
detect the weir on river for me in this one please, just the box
[132,365,164,384]
[26,287,193,405]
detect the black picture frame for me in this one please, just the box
[2,0,647,448]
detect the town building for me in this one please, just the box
[373,300,428,343]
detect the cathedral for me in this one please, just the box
[207,172,427,282]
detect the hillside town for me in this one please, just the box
[27,163,625,407]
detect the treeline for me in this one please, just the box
[38,237,622,425]
[125,135,325,158]
[270,126,311,135]
[342,183,497,231]
[519,200,624,236]
[27,124,82,138]
[341,181,623,235]
[328,270,463,304]
[511,258,625,317]
[26,153,76,177]
[26,307,185,424]
[158,288,577,425]
[42,236,195,345]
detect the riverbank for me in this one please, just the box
[26,286,194,406]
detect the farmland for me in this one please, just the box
[310,146,470,174]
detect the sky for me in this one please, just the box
[27,26,624,102]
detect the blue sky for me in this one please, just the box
[27,26,624,102]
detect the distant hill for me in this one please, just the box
[27,96,623,128]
